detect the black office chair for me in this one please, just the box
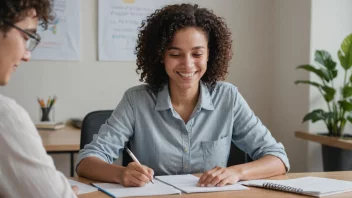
[80,110,133,166]
[227,143,252,166]
[80,110,251,168]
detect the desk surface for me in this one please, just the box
[295,131,352,150]
[38,126,81,152]
[72,171,352,198]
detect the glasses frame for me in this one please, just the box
[3,21,41,51]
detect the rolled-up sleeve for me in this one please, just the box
[76,91,135,169]
[231,87,290,172]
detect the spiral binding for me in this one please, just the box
[263,183,303,193]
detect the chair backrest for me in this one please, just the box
[80,110,251,167]
[80,110,113,150]
[80,110,133,166]
[227,143,252,166]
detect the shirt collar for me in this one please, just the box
[155,83,172,111]
[154,81,214,111]
[198,81,215,110]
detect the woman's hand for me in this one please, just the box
[71,186,79,195]
[120,162,154,187]
[197,166,242,187]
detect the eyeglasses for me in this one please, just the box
[3,21,41,51]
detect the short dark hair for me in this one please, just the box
[0,0,54,33]
[135,3,232,92]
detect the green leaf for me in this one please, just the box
[324,94,334,102]
[315,50,336,70]
[321,86,335,102]
[330,69,338,79]
[343,86,352,98]
[294,80,321,88]
[338,100,352,111]
[347,112,352,124]
[302,109,327,123]
[324,112,334,120]
[321,68,337,81]
[296,65,330,81]
[338,34,352,70]
[338,50,348,69]
[347,116,352,123]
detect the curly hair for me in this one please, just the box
[135,3,232,92]
[0,0,53,33]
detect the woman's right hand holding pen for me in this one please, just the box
[120,162,154,187]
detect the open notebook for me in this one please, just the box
[239,176,352,197]
[91,174,248,197]
[156,174,248,193]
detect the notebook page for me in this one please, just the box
[156,174,249,193]
[92,180,181,197]
[68,179,98,195]
[240,177,352,197]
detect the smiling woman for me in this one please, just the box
[0,0,78,197]
[77,3,289,189]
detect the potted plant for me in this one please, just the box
[295,33,352,171]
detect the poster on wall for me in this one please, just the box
[31,0,80,61]
[98,0,180,61]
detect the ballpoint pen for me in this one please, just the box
[126,148,154,184]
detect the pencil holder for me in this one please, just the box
[40,107,55,122]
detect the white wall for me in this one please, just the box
[271,0,311,173]
[0,0,313,175]
[308,0,352,172]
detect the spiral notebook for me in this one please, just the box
[239,176,352,197]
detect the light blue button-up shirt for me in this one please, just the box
[77,81,290,176]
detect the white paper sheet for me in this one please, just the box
[92,180,181,197]
[68,179,97,195]
[156,174,249,193]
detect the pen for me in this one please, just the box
[47,97,51,108]
[91,183,116,198]
[49,96,57,108]
[126,148,154,184]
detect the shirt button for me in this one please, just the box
[184,148,188,152]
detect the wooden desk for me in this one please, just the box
[295,131,352,150]
[39,126,81,176]
[72,171,352,198]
